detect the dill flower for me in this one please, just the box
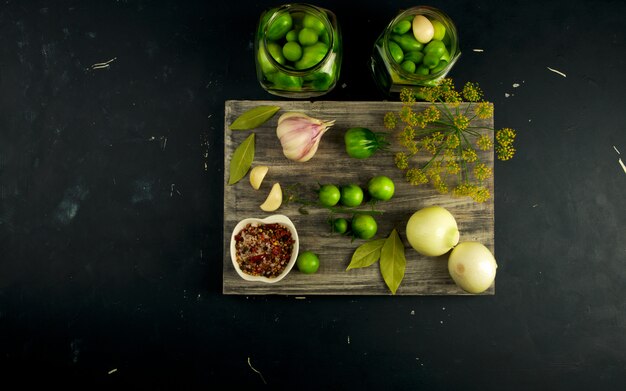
[422,132,444,155]
[453,114,470,131]
[400,88,416,104]
[476,135,493,151]
[384,112,397,130]
[405,167,428,185]
[439,79,461,104]
[394,152,409,170]
[399,125,419,154]
[453,183,473,197]
[399,105,418,127]
[462,148,478,163]
[425,165,448,194]
[389,78,517,203]
[438,78,455,95]
[496,143,516,161]
[473,163,493,181]
[414,105,439,129]
[474,101,494,119]
[462,82,483,102]
[446,160,461,175]
[496,128,517,160]
[415,112,429,129]
[471,186,491,203]
[496,128,516,145]
[445,134,460,149]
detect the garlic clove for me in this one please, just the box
[249,165,269,190]
[260,183,282,212]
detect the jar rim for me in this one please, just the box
[382,6,460,82]
[262,3,335,75]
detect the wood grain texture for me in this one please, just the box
[223,100,495,295]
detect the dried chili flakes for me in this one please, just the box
[234,223,295,278]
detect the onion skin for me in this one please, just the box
[448,242,497,294]
[405,206,460,257]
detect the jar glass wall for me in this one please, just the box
[255,3,342,98]
[370,6,460,96]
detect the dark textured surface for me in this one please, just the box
[0,0,624,388]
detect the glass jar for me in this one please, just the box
[255,3,342,98]
[370,6,460,96]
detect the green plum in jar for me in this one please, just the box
[369,6,460,96]
[255,3,342,98]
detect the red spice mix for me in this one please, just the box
[234,223,295,278]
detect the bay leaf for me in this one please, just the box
[230,105,280,130]
[379,229,406,295]
[228,133,255,185]
[346,239,386,271]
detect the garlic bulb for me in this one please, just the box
[276,112,335,162]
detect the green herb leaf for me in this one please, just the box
[230,105,280,130]
[379,229,406,295]
[346,239,386,271]
[228,133,255,185]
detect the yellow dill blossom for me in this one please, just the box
[462,148,478,163]
[394,152,409,170]
[421,132,444,155]
[496,127,516,145]
[399,105,417,126]
[386,78,515,203]
[400,88,416,104]
[474,101,494,119]
[453,114,470,131]
[446,160,461,175]
[438,79,461,104]
[422,136,437,155]
[399,126,419,154]
[384,112,397,130]
[401,125,416,141]
[443,146,457,161]
[473,163,493,181]
[496,143,516,161]
[426,166,448,194]
[423,105,440,122]
[471,186,491,203]
[406,168,428,185]
[414,105,441,128]
[496,128,517,160]
[434,180,449,194]
[445,134,460,149]
[462,82,483,102]
[438,78,455,95]
[419,85,439,103]
[453,183,473,197]
[476,135,493,151]
[415,113,428,129]
[431,131,444,144]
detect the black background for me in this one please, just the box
[1,0,624,389]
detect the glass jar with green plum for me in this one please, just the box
[370,6,460,96]
[255,3,342,98]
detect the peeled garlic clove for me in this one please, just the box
[249,166,269,190]
[412,15,434,44]
[276,112,335,162]
[260,183,282,212]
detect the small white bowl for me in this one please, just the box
[230,214,299,283]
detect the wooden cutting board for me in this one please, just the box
[223,100,494,295]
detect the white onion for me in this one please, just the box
[405,206,459,257]
[448,242,497,294]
